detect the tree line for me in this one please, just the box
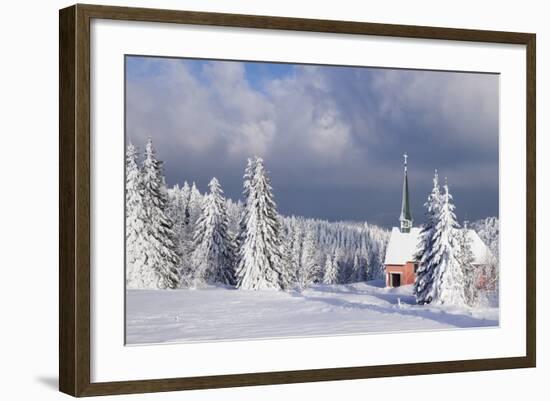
[125,139,390,291]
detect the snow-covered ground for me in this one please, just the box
[126,280,499,345]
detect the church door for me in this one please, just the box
[391,273,401,287]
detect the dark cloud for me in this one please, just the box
[126,57,499,227]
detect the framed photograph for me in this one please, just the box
[59,4,536,397]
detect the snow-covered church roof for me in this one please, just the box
[384,227,491,265]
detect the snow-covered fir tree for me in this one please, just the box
[166,184,181,222]
[191,178,236,286]
[349,249,369,283]
[226,198,243,235]
[235,157,286,290]
[335,247,348,284]
[456,226,476,306]
[165,182,191,286]
[188,182,203,227]
[166,184,188,254]
[125,143,147,288]
[180,181,191,227]
[297,226,321,289]
[139,138,180,289]
[234,158,258,284]
[357,230,371,280]
[430,182,466,306]
[235,158,257,254]
[414,170,443,304]
[280,231,297,288]
[175,182,204,285]
[287,219,304,287]
[276,215,295,289]
[323,254,339,285]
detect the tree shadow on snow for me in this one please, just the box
[299,295,498,328]
[309,284,417,306]
[362,291,417,306]
[309,284,374,297]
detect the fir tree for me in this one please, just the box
[188,182,203,227]
[456,226,476,306]
[414,170,443,304]
[323,254,339,285]
[277,219,295,289]
[297,227,321,289]
[191,178,236,285]
[226,198,243,235]
[280,233,293,284]
[289,221,304,287]
[335,247,348,284]
[167,185,187,251]
[431,182,466,305]
[125,143,147,288]
[235,158,257,252]
[181,182,203,273]
[172,181,194,286]
[181,181,191,227]
[235,157,285,290]
[357,229,371,280]
[349,251,368,283]
[139,138,180,289]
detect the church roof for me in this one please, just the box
[385,227,421,265]
[384,227,491,265]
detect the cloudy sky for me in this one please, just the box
[126,56,499,228]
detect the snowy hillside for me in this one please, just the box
[126,281,498,344]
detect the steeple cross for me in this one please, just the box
[403,153,408,170]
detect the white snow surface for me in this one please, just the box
[126,281,498,344]
[384,227,490,265]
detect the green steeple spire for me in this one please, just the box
[399,153,413,233]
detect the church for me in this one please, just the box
[384,155,490,288]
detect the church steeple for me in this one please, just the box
[399,153,413,233]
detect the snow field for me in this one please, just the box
[126,280,498,344]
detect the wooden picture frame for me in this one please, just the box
[59,3,536,397]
